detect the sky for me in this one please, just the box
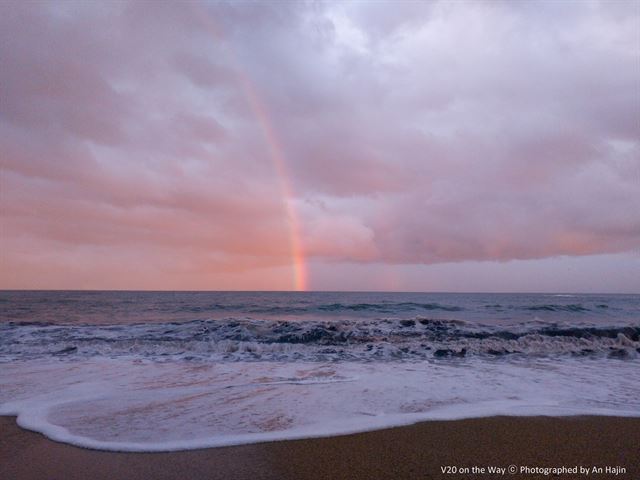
[1,0,639,293]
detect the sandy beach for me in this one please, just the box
[1,415,638,480]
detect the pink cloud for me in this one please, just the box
[1,0,638,290]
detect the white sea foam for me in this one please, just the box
[1,357,638,452]
[2,319,638,362]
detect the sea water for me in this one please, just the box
[1,291,638,451]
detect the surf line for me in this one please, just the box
[187,7,308,291]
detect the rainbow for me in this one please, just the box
[187,7,308,291]
[239,78,308,291]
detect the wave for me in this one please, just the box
[2,301,464,320]
[226,302,464,315]
[316,302,463,312]
[2,357,639,452]
[2,318,638,362]
[522,304,591,312]
[484,303,602,313]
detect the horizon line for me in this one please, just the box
[0,289,637,295]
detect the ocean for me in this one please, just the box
[1,291,639,451]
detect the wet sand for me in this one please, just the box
[1,415,638,480]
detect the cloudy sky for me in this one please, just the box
[1,0,639,292]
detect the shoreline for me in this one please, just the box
[2,415,639,479]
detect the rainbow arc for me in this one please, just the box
[189,6,308,291]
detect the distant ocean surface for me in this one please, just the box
[1,291,639,451]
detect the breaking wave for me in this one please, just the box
[2,318,638,362]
